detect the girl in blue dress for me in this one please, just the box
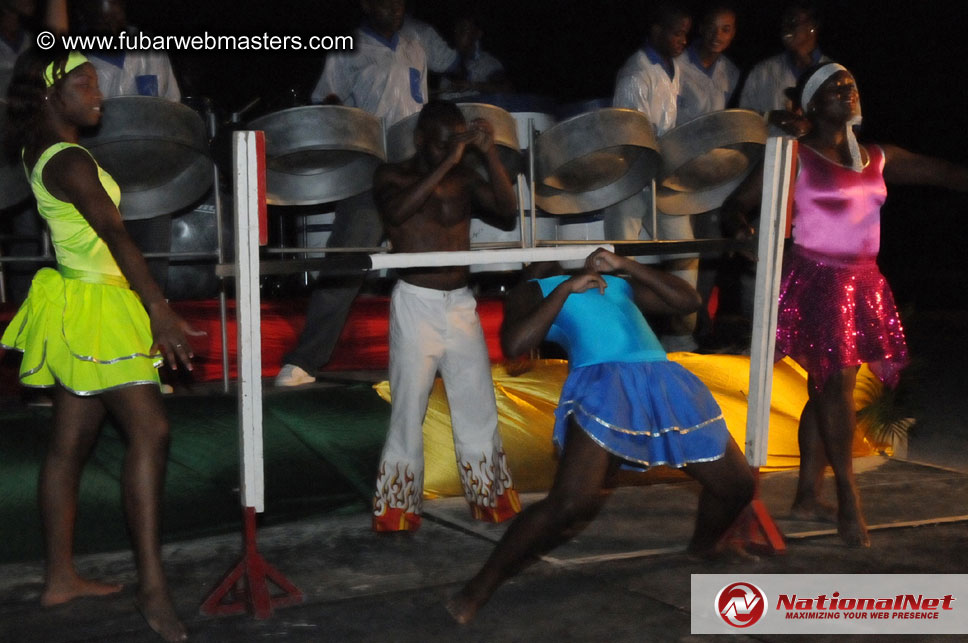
[447,248,754,623]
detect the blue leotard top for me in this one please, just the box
[535,275,667,367]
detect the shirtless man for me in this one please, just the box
[369,99,521,532]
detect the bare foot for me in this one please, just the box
[837,516,871,548]
[41,576,123,607]
[135,589,188,642]
[445,588,482,625]
[790,500,837,523]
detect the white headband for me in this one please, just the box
[801,62,849,111]
[802,62,865,171]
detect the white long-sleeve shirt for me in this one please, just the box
[311,26,428,127]
[613,45,680,136]
[739,49,830,114]
[87,28,180,101]
[401,16,457,74]
[675,44,740,123]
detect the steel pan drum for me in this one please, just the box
[249,105,385,206]
[534,108,660,215]
[470,93,557,158]
[0,101,31,210]
[78,96,211,220]
[166,191,234,300]
[656,109,767,215]
[386,103,524,177]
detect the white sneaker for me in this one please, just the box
[274,364,316,387]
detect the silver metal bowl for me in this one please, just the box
[533,108,660,215]
[249,105,386,206]
[79,96,212,220]
[656,109,767,215]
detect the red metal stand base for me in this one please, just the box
[200,506,304,619]
[736,468,787,555]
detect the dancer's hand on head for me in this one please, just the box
[446,130,476,166]
[585,247,626,274]
[148,302,206,371]
[566,272,607,295]
[468,118,495,154]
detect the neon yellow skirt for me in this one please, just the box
[1,268,161,395]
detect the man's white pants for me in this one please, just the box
[373,281,514,519]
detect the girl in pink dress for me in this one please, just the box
[725,62,968,547]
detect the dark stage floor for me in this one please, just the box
[0,311,965,641]
[2,457,967,642]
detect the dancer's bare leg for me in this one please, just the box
[683,440,755,556]
[40,386,123,607]
[103,385,187,642]
[810,367,869,547]
[791,399,836,522]
[447,421,618,624]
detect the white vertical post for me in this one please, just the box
[529,117,537,247]
[233,130,265,512]
[746,136,796,467]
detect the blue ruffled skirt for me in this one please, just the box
[554,360,729,470]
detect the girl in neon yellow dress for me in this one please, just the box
[2,49,199,642]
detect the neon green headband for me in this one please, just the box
[43,52,89,88]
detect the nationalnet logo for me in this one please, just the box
[695,575,967,634]
[776,591,955,621]
[716,582,768,628]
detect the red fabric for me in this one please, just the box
[164,295,508,382]
[372,507,422,532]
[3,295,507,384]
[469,488,521,523]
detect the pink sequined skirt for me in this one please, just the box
[776,245,908,389]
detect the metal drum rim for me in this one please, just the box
[455,102,523,151]
[658,108,766,176]
[83,136,210,156]
[250,104,387,204]
[656,173,750,216]
[248,103,377,122]
[535,146,661,215]
[534,108,659,183]
[116,156,213,219]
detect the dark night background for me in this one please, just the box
[122,0,967,311]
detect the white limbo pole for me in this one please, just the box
[368,244,614,271]
[732,135,796,555]
[234,130,266,513]
[202,130,302,618]
[746,136,796,467]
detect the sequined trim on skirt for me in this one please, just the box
[553,360,730,471]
